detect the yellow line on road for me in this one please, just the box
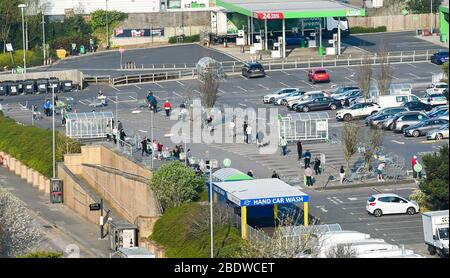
[420,140,449,144]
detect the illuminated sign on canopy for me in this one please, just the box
[256,12,284,20]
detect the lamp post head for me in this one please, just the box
[18,4,27,9]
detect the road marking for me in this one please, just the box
[281,70,292,76]
[238,103,248,107]
[408,72,420,79]
[133,84,142,90]
[407,63,418,68]
[315,206,328,213]
[350,212,367,215]
[240,75,249,80]
[154,82,163,88]
[192,89,201,94]
[172,91,182,98]
[371,187,382,194]
[348,197,358,201]
[391,140,405,145]
[332,197,344,204]
[345,77,355,83]
[218,89,226,94]
[258,84,270,90]
[375,225,422,231]
[176,80,185,87]
[265,75,272,78]
[342,206,364,210]
[236,86,248,92]
[366,219,421,226]
[279,82,291,87]
[111,86,121,91]
[390,237,423,242]
[327,197,339,205]
[420,140,448,144]
[392,75,400,80]
[138,130,148,133]
[301,80,315,88]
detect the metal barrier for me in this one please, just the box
[111,69,197,86]
[116,139,133,157]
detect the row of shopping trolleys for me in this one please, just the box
[0,77,74,96]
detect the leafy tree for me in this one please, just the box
[89,10,127,31]
[149,161,205,211]
[419,144,449,210]
[442,62,449,82]
[407,0,441,13]
[0,0,21,52]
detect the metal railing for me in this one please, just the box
[111,69,197,86]
[116,139,133,157]
[83,75,111,84]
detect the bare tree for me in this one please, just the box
[326,243,357,258]
[0,190,41,258]
[361,128,384,171]
[376,44,393,96]
[357,55,373,101]
[342,122,360,174]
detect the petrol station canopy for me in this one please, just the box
[214,0,366,19]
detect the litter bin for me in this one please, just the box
[0,82,8,96]
[60,80,73,92]
[318,46,325,56]
[17,81,24,94]
[23,79,37,94]
[36,79,49,94]
[80,45,85,54]
[48,78,60,93]
[9,81,20,96]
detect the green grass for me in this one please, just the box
[168,34,200,44]
[0,112,81,177]
[350,26,387,34]
[18,251,63,258]
[150,202,243,258]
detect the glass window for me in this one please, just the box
[396,96,408,103]
[439,227,449,240]
[368,196,376,202]
[390,197,401,203]
[315,70,327,74]
[378,197,390,202]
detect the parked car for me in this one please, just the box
[391,111,429,132]
[427,105,449,117]
[263,88,298,103]
[404,118,449,137]
[288,91,327,110]
[242,62,265,78]
[295,97,342,112]
[335,102,380,121]
[275,90,306,105]
[430,51,449,65]
[333,89,361,106]
[285,35,309,46]
[365,107,408,126]
[426,82,449,95]
[427,123,449,140]
[308,68,330,84]
[328,85,359,96]
[374,94,422,109]
[403,101,432,112]
[443,88,448,101]
[425,93,448,107]
[367,194,419,217]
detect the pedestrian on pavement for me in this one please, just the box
[411,155,422,179]
[229,119,236,138]
[280,136,288,156]
[186,149,192,164]
[112,127,118,144]
[43,100,51,116]
[314,157,321,175]
[61,108,66,126]
[339,166,346,184]
[119,129,126,146]
[164,100,172,117]
[271,171,280,179]
[117,120,123,132]
[377,162,385,182]
[141,137,149,156]
[246,125,252,144]
[243,121,248,143]
[247,170,254,178]
[105,124,112,141]
[305,166,314,187]
[256,130,264,147]
[304,150,312,168]
[157,142,163,160]
[297,140,303,160]
[152,140,158,159]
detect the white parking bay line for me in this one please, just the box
[366,219,421,226]
[301,80,315,88]
[391,140,405,145]
[407,63,418,68]
[258,84,270,90]
[172,91,182,98]
[154,82,163,88]
[281,70,292,76]
[111,86,121,92]
[342,206,365,210]
[408,73,420,79]
[390,237,423,242]
[375,225,422,231]
[133,84,142,90]
[176,80,185,86]
[279,82,291,87]
[237,86,248,92]
[218,89,226,94]
[348,197,358,201]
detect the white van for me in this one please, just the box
[375,94,422,109]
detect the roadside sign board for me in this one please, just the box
[89,203,101,211]
[119,48,125,54]
[256,12,284,20]
[414,163,423,173]
[6,43,13,52]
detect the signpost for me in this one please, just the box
[6,43,14,66]
[223,158,231,168]
[119,48,125,68]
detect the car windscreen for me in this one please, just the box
[250,64,263,70]
[438,227,449,240]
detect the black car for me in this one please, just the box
[242,62,265,78]
[295,97,342,112]
[430,51,449,65]
[403,101,432,112]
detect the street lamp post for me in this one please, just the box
[209,163,213,258]
[106,0,110,49]
[430,0,433,34]
[150,110,154,169]
[52,85,56,179]
[42,13,46,64]
[18,4,27,73]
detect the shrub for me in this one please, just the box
[149,161,204,211]
[0,112,81,177]
[0,50,43,70]
[409,189,429,213]
[18,251,63,258]
[350,26,387,34]
[168,34,200,44]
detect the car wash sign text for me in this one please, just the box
[240,195,309,207]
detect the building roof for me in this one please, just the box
[213,178,308,207]
[212,168,253,182]
[65,111,114,120]
[215,0,365,19]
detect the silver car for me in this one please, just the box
[391,111,428,132]
[427,123,449,140]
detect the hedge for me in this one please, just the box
[168,34,200,44]
[0,112,81,177]
[150,202,243,258]
[350,26,387,34]
[0,50,44,71]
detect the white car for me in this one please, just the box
[424,92,448,107]
[427,123,449,140]
[336,102,381,121]
[275,90,306,105]
[366,194,419,217]
[427,82,449,95]
[263,88,299,103]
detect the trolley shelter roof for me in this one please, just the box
[214,0,366,19]
[213,178,309,207]
[283,112,330,121]
[64,111,114,120]
[213,168,254,182]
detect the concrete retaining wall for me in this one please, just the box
[0,69,83,86]
[349,13,440,31]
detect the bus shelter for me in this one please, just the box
[215,0,365,57]
[213,178,309,239]
[278,112,329,142]
[65,111,113,139]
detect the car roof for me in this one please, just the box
[245,62,262,66]
[370,193,401,198]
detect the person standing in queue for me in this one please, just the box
[164,100,172,117]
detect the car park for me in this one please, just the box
[430,51,449,65]
[295,97,342,112]
[366,194,419,217]
[426,82,449,95]
[288,91,327,110]
[263,88,299,103]
[403,101,432,112]
[426,123,449,140]
[333,89,361,106]
[335,102,380,121]
[404,118,449,137]
[391,111,428,132]
[365,107,407,126]
[307,68,330,84]
[242,62,265,78]
[275,90,306,105]
[425,93,448,107]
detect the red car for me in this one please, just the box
[308,68,330,84]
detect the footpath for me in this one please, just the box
[0,167,110,258]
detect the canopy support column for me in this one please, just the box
[304,202,309,226]
[250,13,254,45]
[241,206,247,239]
[213,192,218,204]
[337,17,341,55]
[247,16,251,45]
[282,18,286,58]
[264,18,268,51]
[273,204,278,221]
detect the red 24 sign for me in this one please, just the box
[256,12,284,20]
